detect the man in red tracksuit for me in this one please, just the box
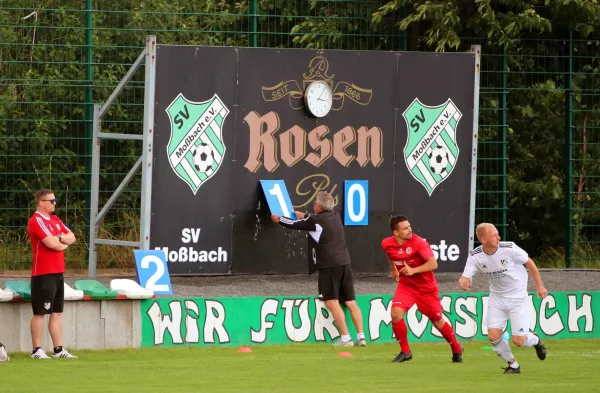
[28,189,77,359]
[381,215,463,363]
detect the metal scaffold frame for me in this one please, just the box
[469,44,481,252]
[88,35,157,278]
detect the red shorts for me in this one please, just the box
[391,284,444,322]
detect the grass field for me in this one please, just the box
[2,340,599,393]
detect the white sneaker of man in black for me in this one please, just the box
[0,343,9,362]
[53,346,77,358]
[333,338,354,347]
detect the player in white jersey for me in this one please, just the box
[459,223,548,374]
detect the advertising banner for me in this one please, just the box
[141,292,598,347]
[151,46,476,274]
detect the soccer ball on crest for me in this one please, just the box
[191,143,214,173]
[428,146,449,175]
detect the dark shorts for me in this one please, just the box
[318,264,356,303]
[31,273,64,315]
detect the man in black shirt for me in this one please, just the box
[271,191,366,347]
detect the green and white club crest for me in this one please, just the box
[165,93,229,195]
[402,98,462,196]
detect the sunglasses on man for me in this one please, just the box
[41,199,57,204]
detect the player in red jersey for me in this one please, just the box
[27,189,77,359]
[381,215,463,363]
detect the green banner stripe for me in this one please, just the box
[140,292,600,347]
[175,167,194,188]
[174,152,197,188]
[449,117,457,130]
[440,130,459,159]
[205,126,225,156]
[411,166,433,194]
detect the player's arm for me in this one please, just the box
[459,255,479,291]
[31,218,68,251]
[386,256,400,282]
[524,258,548,298]
[43,236,68,251]
[380,240,400,282]
[385,256,396,272]
[400,256,437,276]
[412,256,438,274]
[512,243,548,298]
[58,219,76,245]
[272,214,317,231]
[400,241,438,276]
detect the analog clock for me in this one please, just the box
[304,81,333,118]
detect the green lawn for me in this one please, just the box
[2,340,599,393]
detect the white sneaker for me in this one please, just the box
[53,348,77,359]
[31,348,51,359]
[0,344,9,362]
[356,338,367,347]
[333,338,354,347]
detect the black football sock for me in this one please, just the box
[54,346,63,354]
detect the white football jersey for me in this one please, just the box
[462,242,529,299]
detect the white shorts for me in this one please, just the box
[486,295,530,336]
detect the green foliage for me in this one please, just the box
[373,0,599,52]
[372,0,553,52]
[289,0,401,50]
[506,80,565,251]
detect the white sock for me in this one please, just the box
[357,333,365,340]
[522,333,540,348]
[341,335,352,342]
[510,360,520,369]
[492,338,516,363]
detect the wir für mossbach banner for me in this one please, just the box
[150,46,477,275]
[141,292,598,347]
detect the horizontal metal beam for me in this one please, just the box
[99,49,146,118]
[98,132,144,141]
[95,157,142,226]
[94,239,141,247]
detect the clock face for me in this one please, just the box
[305,81,333,118]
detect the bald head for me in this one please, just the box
[476,223,500,248]
[476,223,493,240]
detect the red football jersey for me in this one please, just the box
[28,212,69,276]
[381,234,439,294]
